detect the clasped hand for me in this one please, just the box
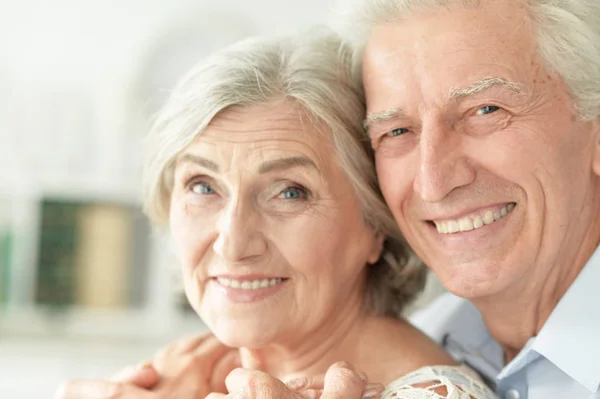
[54,334,384,399]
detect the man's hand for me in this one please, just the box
[205,361,384,399]
[54,333,239,399]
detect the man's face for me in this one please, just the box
[363,0,600,299]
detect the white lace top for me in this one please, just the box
[383,365,497,398]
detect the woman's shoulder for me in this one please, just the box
[382,365,497,399]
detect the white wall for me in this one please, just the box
[0,0,339,194]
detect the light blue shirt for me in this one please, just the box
[409,245,600,399]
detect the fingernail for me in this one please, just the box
[358,371,368,383]
[362,384,384,399]
[136,362,152,370]
[286,377,307,390]
[362,388,382,399]
[300,389,322,399]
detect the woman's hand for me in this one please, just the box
[152,333,240,394]
[205,362,384,399]
[54,333,239,399]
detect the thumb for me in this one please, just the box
[320,362,366,399]
[225,368,297,398]
[110,363,160,389]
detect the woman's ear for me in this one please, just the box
[367,231,385,264]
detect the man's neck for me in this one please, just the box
[474,234,600,363]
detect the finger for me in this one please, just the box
[153,333,214,362]
[109,363,160,389]
[361,383,385,399]
[320,362,366,399]
[54,380,154,399]
[297,389,323,399]
[286,374,325,391]
[171,333,214,354]
[193,335,234,373]
[210,350,242,393]
[224,368,289,397]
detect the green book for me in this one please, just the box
[35,200,80,307]
[0,230,12,305]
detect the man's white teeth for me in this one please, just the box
[217,277,284,289]
[434,203,515,234]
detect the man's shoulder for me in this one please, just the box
[408,292,475,343]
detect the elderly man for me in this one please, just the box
[56,0,600,398]
[357,0,600,397]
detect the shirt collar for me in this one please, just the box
[439,297,505,386]
[531,244,600,393]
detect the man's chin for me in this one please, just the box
[432,262,509,300]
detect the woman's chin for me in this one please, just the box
[211,324,278,349]
[214,334,270,349]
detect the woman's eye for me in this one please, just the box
[476,105,500,115]
[278,186,307,200]
[191,182,215,195]
[387,128,409,137]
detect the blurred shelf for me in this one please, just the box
[0,305,207,341]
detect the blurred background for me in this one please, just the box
[0,0,445,396]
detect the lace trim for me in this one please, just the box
[382,365,497,399]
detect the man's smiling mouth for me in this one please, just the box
[431,203,516,234]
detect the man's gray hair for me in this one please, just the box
[335,0,600,120]
[142,28,426,317]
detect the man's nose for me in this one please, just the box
[413,121,475,202]
[213,198,267,262]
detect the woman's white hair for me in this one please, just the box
[142,28,426,317]
[335,0,600,120]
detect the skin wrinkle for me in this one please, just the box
[446,77,523,101]
[363,0,600,357]
[365,76,529,134]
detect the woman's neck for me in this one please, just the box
[237,313,453,385]
[238,301,368,381]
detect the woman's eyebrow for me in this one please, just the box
[177,153,220,172]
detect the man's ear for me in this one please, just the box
[367,231,385,265]
[593,118,600,177]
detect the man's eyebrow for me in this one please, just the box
[363,108,406,130]
[177,153,219,172]
[259,156,319,174]
[363,77,523,131]
[447,77,523,101]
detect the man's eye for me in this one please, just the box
[191,182,215,195]
[278,186,307,200]
[387,128,409,137]
[476,105,500,115]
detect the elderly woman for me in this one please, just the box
[57,30,496,399]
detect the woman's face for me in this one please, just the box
[169,99,383,348]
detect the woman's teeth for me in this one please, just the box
[216,277,285,290]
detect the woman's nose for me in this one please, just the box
[212,198,267,262]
